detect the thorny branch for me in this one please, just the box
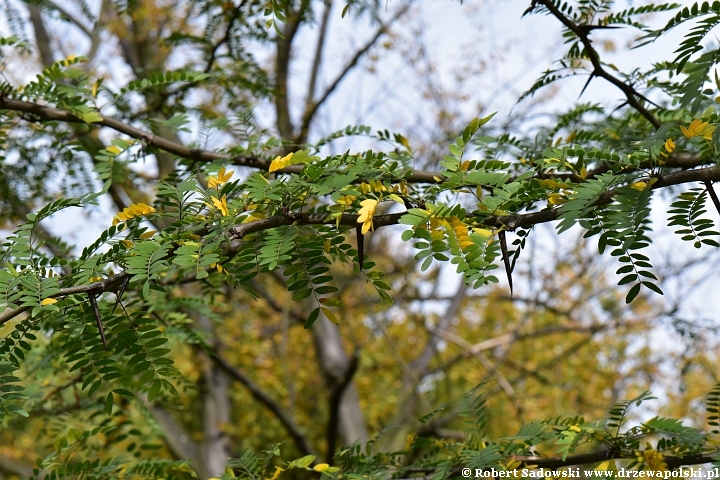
[2,160,720,326]
[535,0,661,129]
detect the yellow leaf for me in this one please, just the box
[217,166,234,182]
[397,134,410,149]
[267,466,284,480]
[41,298,58,305]
[680,119,715,140]
[472,228,493,238]
[120,240,134,248]
[392,182,409,195]
[547,193,567,205]
[112,203,155,225]
[664,138,675,154]
[337,195,356,206]
[643,447,668,471]
[208,166,234,188]
[630,181,647,191]
[579,166,587,180]
[130,203,155,215]
[313,463,330,472]
[211,195,229,216]
[595,461,610,471]
[79,111,103,123]
[268,152,294,172]
[357,199,378,235]
[91,80,99,98]
[106,145,122,155]
[139,230,156,239]
[242,212,265,223]
[321,307,339,325]
[388,194,405,205]
[536,179,567,190]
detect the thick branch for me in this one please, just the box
[228,165,720,238]
[227,212,404,240]
[140,394,201,463]
[325,350,359,463]
[274,1,309,140]
[0,454,33,479]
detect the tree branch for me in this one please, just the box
[204,1,247,74]
[325,349,359,463]
[0,97,702,186]
[140,394,201,463]
[297,3,411,143]
[274,0,310,141]
[27,3,55,68]
[0,272,128,325]
[537,0,661,129]
[0,454,33,479]
[45,0,94,38]
[398,449,718,479]
[305,0,333,111]
[210,353,319,458]
[1,163,715,326]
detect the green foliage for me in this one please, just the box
[668,187,720,247]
